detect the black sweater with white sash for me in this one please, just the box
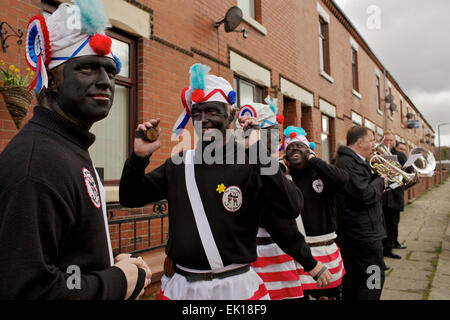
[120,141,302,270]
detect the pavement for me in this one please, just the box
[381,178,450,300]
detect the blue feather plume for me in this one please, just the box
[264,95,278,115]
[189,63,210,90]
[74,0,110,35]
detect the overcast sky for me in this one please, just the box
[334,0,450,147]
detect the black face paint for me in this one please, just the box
[286,141,309,169]
[55,55,117,129]
[191,101,229,140]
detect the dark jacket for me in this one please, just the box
[0,107,127,299]
[334,146,387,242]
[382,147,407,211]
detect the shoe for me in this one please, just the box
[384,250,402,259]
[384,265,390,271]
[394,242,407,249]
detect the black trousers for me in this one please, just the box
[382,206,400,249]
[337,237,386,300]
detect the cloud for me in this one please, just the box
[409,90,450,146]
[334,0,450,146]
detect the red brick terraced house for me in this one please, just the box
[0,0,442,298]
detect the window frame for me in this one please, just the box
[233,75,264,108]
[351,48,359,92]
[238,0,256,20]
[321,114,332,163]
[41,1,137,185]
[319,17,330,75]
[376,74,382,113]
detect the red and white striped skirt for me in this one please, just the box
[250,228,303,300]
[158,266,270,300]
[296,232,345,291]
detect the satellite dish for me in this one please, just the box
[384,94,394,103]
[389,103,398,112]
[213,6,243,32]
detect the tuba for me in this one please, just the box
[369,137,418,189]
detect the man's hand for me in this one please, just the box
[308,261,332,288]
[279,156,290,175]
[114,257,152,300]
[134,119,162,158]
[306,149,316,161]
[239,115,260,149]
[380,173,389,189]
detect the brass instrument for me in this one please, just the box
[410,147,436,175]
[369,137,436,190]
[369,138,417,189]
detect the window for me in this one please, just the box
[351,48,359,92]
[90,31,136,183]
[319,17,330,75]
[41,2,137,184]
[321,114,331,163]
[376,75,382,113]
[400,100,404,126]
[234,76,263,107]
[238,0,256,19]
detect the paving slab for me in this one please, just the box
[429,288,450,300]
[381,179,450,300]
[384,277,429,291]
[381,289,423,300]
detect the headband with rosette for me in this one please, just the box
[25,0,122,94]
[236,96,285,129]
[282,126,316,151]
[173,63,237,136]
[25,15,51,93]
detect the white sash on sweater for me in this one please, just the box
[184,150,224,270]
[95,168,114,266]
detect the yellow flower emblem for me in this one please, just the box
[216,184,226,194]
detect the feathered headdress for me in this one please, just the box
[25,0,121,93]
[282,126,316,151]
[173,63,237,136]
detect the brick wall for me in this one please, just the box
[0,0,436,159]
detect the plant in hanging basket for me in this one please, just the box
[0,60,35,129]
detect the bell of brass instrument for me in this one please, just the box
[410,147,436,176]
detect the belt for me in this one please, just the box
[256,237,274,245]
[174,265,250,282]
[307,238,335,247]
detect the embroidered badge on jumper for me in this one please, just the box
[222,186,242,212]
[312,179,324,193]
[82,168,101,208]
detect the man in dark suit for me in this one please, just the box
[381,133,408,260]
[334,126,388,300]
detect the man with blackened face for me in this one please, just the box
[0,0,151,300]
[280,126,348,300]
[120,64,304,300]
[50,55,118,129]
[285,141,313,170]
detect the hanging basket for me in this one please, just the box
[0,86,34,129]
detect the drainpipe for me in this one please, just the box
[383,68,388,131]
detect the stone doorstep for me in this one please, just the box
[137,247,166,300]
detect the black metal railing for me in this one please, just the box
[107,200,169,254]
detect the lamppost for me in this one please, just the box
[438,122,450,183]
